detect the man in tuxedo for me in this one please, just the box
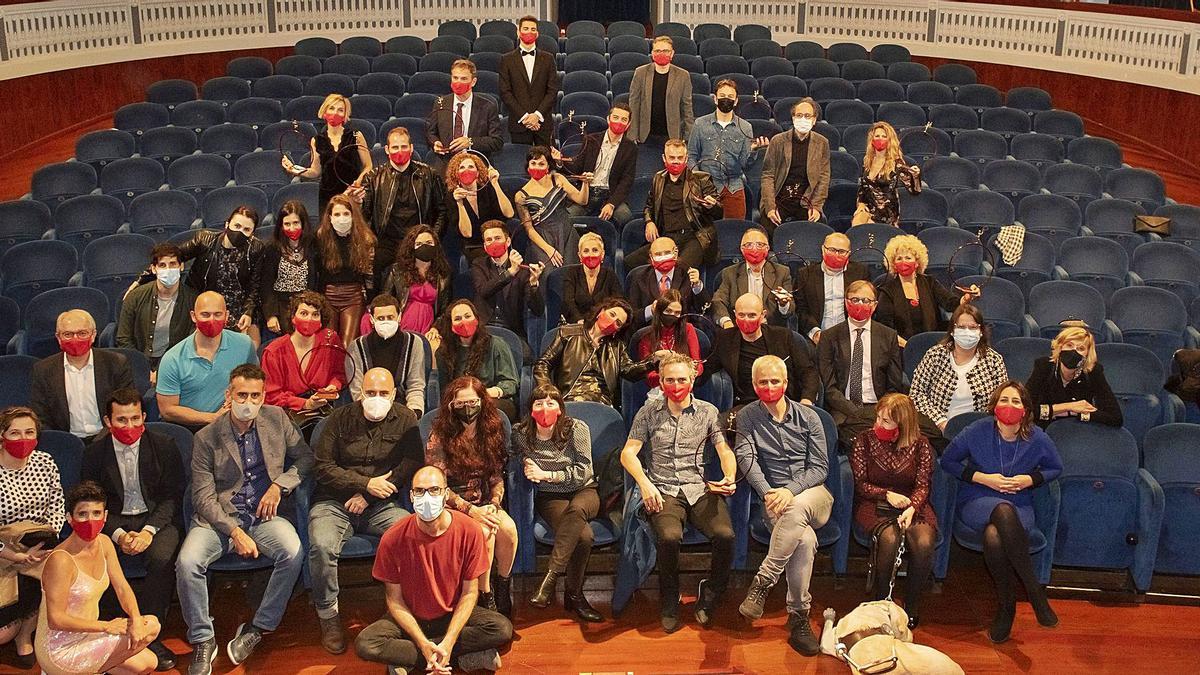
[793,232,870,344]
[551,101,638,225]
[627,236,709,329]
[711,227,794,329]
[30,309,135,441]
[628,36,694,146]
[816,280,907,452]
[424,59,503,175]
[625,138,723,271]
[499,16,559,146]
[706,293,819,408]
[82,387,184,671]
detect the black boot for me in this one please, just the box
[479,591,497,612]
[989,603,1015,644]
[1029,590,1059,628]
[564,592,604,623]
[494,574,513,618]
[787,611,820,656]
[529,570,560,609]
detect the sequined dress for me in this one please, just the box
[35,552,124,675]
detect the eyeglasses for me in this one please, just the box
[956,324,982,331]
[57,330,95,340]
[451,400,480,409]
[411,486,446,497]
[822,246,850,256]
[741,242,769,250]
[651,48,672,54]
[847,297,877,306]
[794,113,816,120]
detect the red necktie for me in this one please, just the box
[453,103,464,139]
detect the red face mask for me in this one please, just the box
[458,168,479,186]
[293,317,322,337]
[58,335,93,358]
[741,246,768,265]
[595,312,620,336]
[450,81,471,97]
[871,138,889,152]
[531,406,560,428]
[652,52,672,67]
[893,260,918,277]
[662,381,692,403]
[528,167,549,181]
[3,438,36,460]
[873,424,900,443]
[483,240,508,258]
[580,254,603,270]
[389,149,413,166]
[519,31,538,45]
[608,120,629,136]
[650,255,677,274]
[736,317,761,336]
[323,113,345,127]
[451,318,478,339]
[823,251,849,271]
[846,301,874,323]
[754,383,785,404]
[70,517,105,542]
[664,160,687,176]
[110,423,144,447]
[195,318,224,338]
[283,225,303,241]
[994,404,1025,426]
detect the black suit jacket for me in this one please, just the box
[626,265,711,330]
[559,131,638,208]
[793,261,870,336]
[29,349,135,434]
[470,253,545,334]
[561,264,623,324]
[82,429,184,534]
[706,324,819,404]
[875,272,961,340]
[498,49,559,135]
[817,319,906,425]
[424,93,504,156]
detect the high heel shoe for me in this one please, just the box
[529,570,560,609]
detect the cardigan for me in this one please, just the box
[910,343,1008,425]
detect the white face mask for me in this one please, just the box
[231,400,261,422]
[362,395,393,422]
[953,328,982,350]
[413,493,446,522]
[373,319,399,340]
[793,117,814,134]
[156,268,180,287]
[331,216,353,235]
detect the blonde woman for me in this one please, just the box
[1026,325,1122,428]
[561,232,621,324]
[876,234,976,345]
[445,151,514,262]
[281,93,373,211]
[852,122,921,227]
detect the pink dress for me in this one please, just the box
[35,551,125,675]
[399,281,437,333]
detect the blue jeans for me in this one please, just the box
[175,517,303,644]
[307,499,409,617]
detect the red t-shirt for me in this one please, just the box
[372,510,489,621]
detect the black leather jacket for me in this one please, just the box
[360,160,447,243]
[533,323,653,409]
[177,229,266,318]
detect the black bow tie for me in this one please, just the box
[522,50,536,58]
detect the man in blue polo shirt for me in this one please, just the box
[156,291,258,431]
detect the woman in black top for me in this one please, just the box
[177,205,266,348]
[445,151,514,262]
[261,200,318,338]
[875,234,976,346]
[314,194,376,349]
[1026,325,1123,428]
[852,122,921,228]
[560,232,622,325]
[282,94,372,212]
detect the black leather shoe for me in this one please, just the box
[564,592,604,623]
[149,640,177,672]
[529,570,560,609]
[14,649,35,670]
[661,592,682,633]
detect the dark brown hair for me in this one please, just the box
[941,302,991,355]
[288,289,332,326]
[989,379,1035,440]
[104,387,143,418]
[435,299,494,377]
[272,199,314,255]
[317,194,376,275]
[66,480,107,515]
[392,224,450,288]
[0,406,40,436]
[431,375,506,481]
[521,383,572,446]
[150,243,182,266]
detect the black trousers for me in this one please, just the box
[510,125,553,147]
[99,514,181,621]
[649,492,734,604]
[355,606,513,669]
[624,230,706,272]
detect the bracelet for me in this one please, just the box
[1080,412,1091,422]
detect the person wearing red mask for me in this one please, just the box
[627,36,694,145]
[445,150,514,262]
[876,234,977,347]
[941,381,1062,644]
[499,16,559,146]
[625,138,723,273]
[711,227,795,330]
[81,389,184,671]
[155,291,258,432]
[733,355,834,655]
[516,146,591,269]
[793,232,869,344]
[551,102,639,225]
[705,293,819,408]
[515,384,604,622]
[29,309,134,442]
[35,481,162,675]
[282,94,372,214]
[0,407,63,669]
[429,299,520,420]
[261,291,346,415]
[469,221,545,342]
[260,200,318,340]
[620,354,737,633]
[852,122,921,228]
[424,60,503,176]
[627,236,708,330]
[848,393,937,631]
[561,232,622,325]
[636,290,703,391]
[174,205,266,348]
[116,242,198,378]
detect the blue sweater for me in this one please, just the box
[940,417,1063,510]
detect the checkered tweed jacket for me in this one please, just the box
[910,343,1009,424]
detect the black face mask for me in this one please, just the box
[660,313,680,327]
[413,244,438,262]
[715,98,736,114]
[452,402,482,424]
[225,229,250,249]
[1059,349,1084,369]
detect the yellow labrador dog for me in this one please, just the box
[819,601,963,674]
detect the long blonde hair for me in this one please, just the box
[863,122,903,175]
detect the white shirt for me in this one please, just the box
[945,354,979,422]
[816,264,847,336]
[592,134,621,190]
[746,264,764,299]
[452,93,473,139]
[64,351,102,437]
[845,320,877,404]
[111,435,158,540]
[520,48,537,82]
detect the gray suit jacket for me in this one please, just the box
[710,260,795,327]
[628,63,693,143]
[760,129,831,214]
[191,405,314,535]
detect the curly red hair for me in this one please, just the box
[430,375,506,481]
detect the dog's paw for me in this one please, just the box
[823,607,837,622]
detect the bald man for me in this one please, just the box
[793,232,869,343]
[704,293,819,407]
[30,309,134,439]
[626,236,709,328]
[711,227,795,329]
[156,291,258,431]
[309,367,423,654]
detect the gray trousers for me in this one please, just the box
[307,499,410,617]
[757,484,834,614]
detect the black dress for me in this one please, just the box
[316,128,365,211]
[857,160,921,227]
[449,187,506,261]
